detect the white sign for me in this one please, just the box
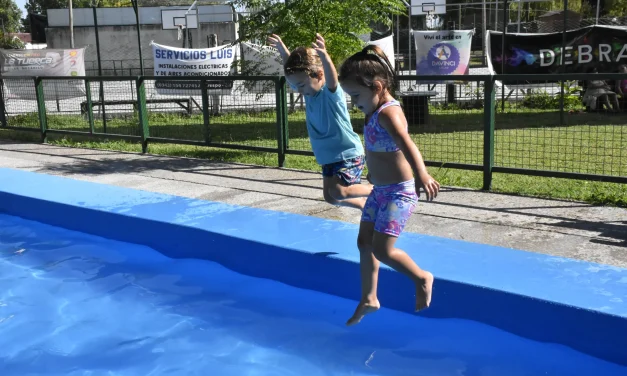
[0,47,86,100]
[367,34,396,70]
[151,42,236,95]
[241,42,283,75]
[413,30,474,76]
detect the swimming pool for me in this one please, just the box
[1,212,625,376]
[0,168,626,375]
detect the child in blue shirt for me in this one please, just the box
[268,33,372,210]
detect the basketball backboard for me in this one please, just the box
[161,9,198,30]
[411,0,446,16]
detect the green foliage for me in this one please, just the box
[0,32,25,48]
[521,81,583,110]
[604,0,627,17]
[0,0,23,33]
[232,0,405,65]
[522,93,582,110]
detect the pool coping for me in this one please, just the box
[1,167,626,366]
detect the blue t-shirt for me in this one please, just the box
[304,83,364,166]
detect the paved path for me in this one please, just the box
[1,140,626,267]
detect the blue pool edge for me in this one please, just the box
[0,167,626,366]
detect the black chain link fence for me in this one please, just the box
[1,72,626,184]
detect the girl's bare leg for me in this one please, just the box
[323,176,371,210]
[372,231,434,311]
[346,221,381,326]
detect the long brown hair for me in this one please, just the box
[338,44,395,95]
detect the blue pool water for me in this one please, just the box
[1,213,625,376]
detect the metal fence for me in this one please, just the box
[1,73,626,188]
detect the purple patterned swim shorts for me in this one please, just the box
[360,179,418,237]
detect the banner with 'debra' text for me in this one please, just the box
[152,42,236,95]
[487,25,627,78]
[412,30,473,76]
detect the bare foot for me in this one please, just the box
[346,299,380,326]
[416,272,434,311]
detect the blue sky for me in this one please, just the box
[16,0,27,17]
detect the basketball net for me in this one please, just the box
[177,25,186,41]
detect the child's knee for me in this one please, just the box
[357,234,372,253]
[328,183,348,201]
[372,246,392,261]
[323,188,337,204]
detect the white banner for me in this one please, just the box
[152,42,236,95]
[367,34,395,70]
[0,47,86,100]
[412,30,474,76]
[241,42,283,76]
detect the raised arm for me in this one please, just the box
[267,34,291,65]
[312,33,339,92]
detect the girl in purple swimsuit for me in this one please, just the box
[339,45,441,326]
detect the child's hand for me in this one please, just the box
[417,173,440,201]
[267,34,289,57]
[311,33,328,56]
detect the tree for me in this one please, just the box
[232,0,406,66]
[21,0,93,32]
[0,33,24,48]
[604,0,627,17]
[0,0,23,33]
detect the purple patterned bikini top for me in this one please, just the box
[364,100,403,152]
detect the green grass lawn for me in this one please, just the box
[2,105,626,207]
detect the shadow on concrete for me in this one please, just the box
[1,145,326,204]
[429,200,627,248]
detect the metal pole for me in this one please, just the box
[397,14,400,71]
[517,0,522,32]
[482,0,487,66]
[408,9,412,75]
[93,7,103,77]
[560,0,568,125]
[458,4,462,30]
[93,6,107,133]
[69,0,74,48]
[131,0,144,75]
[595,0,600,24]
[500,0,507,112]
[495,0,498,30]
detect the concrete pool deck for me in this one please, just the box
[1,140,626,268]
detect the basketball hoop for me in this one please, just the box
[176,24,186,41]
[422,3,436,16]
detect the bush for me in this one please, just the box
[0,33,24,49]
[521,92,582,110]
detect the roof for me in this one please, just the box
[538,9,581,18]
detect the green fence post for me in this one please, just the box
[0,80,7,127]
[482,77,495,190]
[135,77,149,153]
[275,77,286,167]
[201,79,211,144]
[85,78,95,134]
[281,77,289,150]
[35,77,47,143]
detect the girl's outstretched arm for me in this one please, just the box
[312,33,339,92]
[378,107,441,201]
[267,34,290,64]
